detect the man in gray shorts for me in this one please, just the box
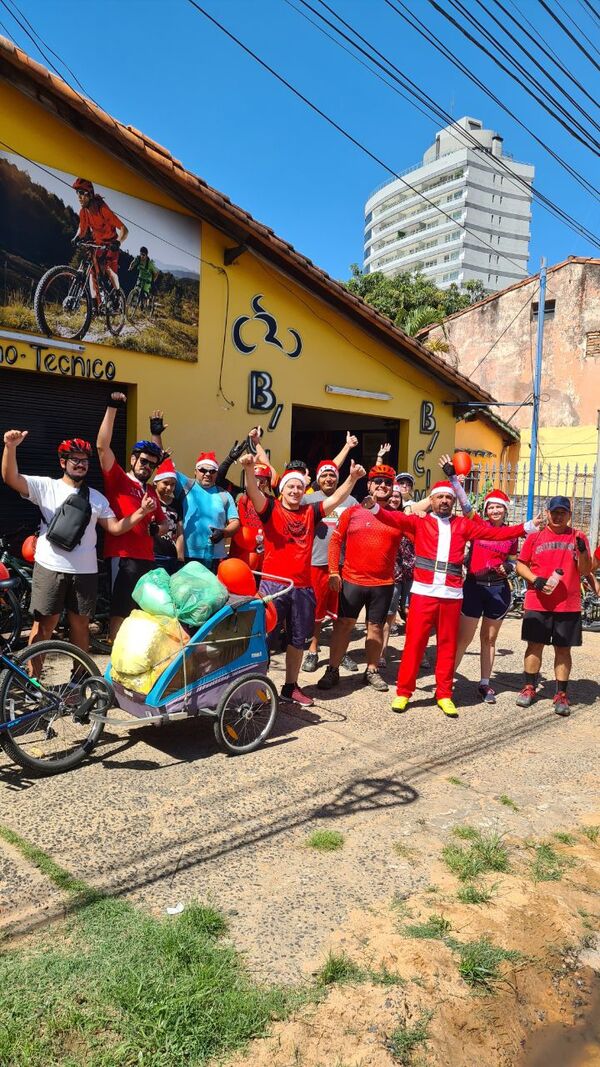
[2,430,156,651]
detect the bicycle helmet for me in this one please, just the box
[58,438,92,456]
[368,463,396,481]
[285,460,309,474]
[72,177,94,194]
[131,440,163,460]
[140,246,149,255]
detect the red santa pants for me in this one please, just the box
[396,593,462,700]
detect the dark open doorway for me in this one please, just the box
[290,405,404,499]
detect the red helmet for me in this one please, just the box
[72,177,94,194]
[254,464,271,479]
[368,463,396,481]
[58,438,92,457]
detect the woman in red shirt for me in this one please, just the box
[454,489,518,704]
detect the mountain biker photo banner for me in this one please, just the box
[0,150,200,361]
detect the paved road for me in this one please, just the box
[1,617,599,980]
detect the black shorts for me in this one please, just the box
[462,576,511,621]
[109,558,156,618]
[30,563,97,618]
[521,610,582,648]
[339,580,394,626]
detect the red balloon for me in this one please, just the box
[21,535,37,562]
[264,600,278,634]
[217,558,257,596]
[233,525,258,552]
[453,451,472,477]
[0,562,10,581]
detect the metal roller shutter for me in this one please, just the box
[0,369,128,544]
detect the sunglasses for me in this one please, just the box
[371,477,393,486]
[136,457,158,470]
[197,467,217,475]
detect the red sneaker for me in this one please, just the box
[516,684,536,708]
[280,684,314,707]
[552,691,570,717]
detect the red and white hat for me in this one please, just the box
[195,451,219,471]
[430,480,456,497]
[483,489,511,513]
[153,457,177,482]
[316,460,339,481]
[278,469,307,493]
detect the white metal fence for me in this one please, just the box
[465,461,598,539]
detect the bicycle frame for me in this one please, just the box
[0,650,61,732]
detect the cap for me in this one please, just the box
[195,451,219,471]
[395,471,415,485]
[154,457,177,482]
[368,463,396,480]
[547,495,571,512]
[483,489,511,513]
[316,460,339,480]
[430,480,456,497]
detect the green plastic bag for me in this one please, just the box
[170,562,228,627]
[132,567,175,618]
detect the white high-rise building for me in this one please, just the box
[363,117,534,291]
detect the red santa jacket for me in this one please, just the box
[372,506,528,600]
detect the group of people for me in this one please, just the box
[2,395,597,721]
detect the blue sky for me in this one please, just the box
[3,0,599,281]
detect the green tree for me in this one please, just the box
[343,265,486,335]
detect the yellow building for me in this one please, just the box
[0,39,496,534]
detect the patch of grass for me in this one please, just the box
[0,824,101,906]
[404,914,452,940]
[581,825,600,844]
[553,831,577,846]
[369,963,406,987]
[388,1011,432,1064]
[391,893,414,919]
[499,794,519,811]
[305,829,344,851]
[316,952,364,986]
[393,842,417,860]
[452,825,480,841]
[530,842,573,882]
[457,882,497,905]
[453,936,522,992]
[443,829,509,882]
[447,775,469,787]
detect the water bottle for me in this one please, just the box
[544,567,564,593]
[255,527,264,555]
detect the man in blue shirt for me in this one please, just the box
[174,451,239,571]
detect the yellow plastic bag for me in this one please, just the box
[111,610,187,694]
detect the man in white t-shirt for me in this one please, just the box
[1,430,156,651]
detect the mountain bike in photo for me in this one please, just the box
[507,572,527,616]
[126,280,156,324]
[34,240,126,341]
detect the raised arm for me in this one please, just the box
[366,497,417,534]
[239,453,267,514]
[97,392,126,472]
[99,494,156,536]
[439,454,473,516]
[149,408,166,450]
[321,460,366,517]
[1,430,30,496]
[332,431,359,471]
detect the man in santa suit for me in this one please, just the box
[365,476,541,716]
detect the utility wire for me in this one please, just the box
[491,0,600,116]
[469,285,539,377]
[470,0,600,137]
[2,0,99,104]
[553,0,600,60]
[428,0,600,156]
[383,0,600,205]
[578,0,600,30]
[536,0,600,72]
[186,0,558,273]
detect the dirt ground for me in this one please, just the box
[1,616,599,1065]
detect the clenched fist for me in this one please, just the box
[3,430,28,447]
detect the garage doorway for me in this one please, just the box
[290,405,404,499]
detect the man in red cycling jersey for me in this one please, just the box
[72,177,128,298]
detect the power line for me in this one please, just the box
[383,0,600,205]
[536,0,600,73]
[2,0,98,103]
[428,0,600,156]
[578,0,600,30]
[469,285,539,377]
[553,0,600,60]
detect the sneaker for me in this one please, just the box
[437,698,458,718]
[302,651,319,673]
[280,684,314,707]
[391,695,410,713]
[516,684,537,708]
[363,669,389,692]
[478,684,496,704]
[341,653,358,673]
[317,666,340,690]
[552,691,571,717]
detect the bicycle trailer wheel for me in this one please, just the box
[214,674,278,755]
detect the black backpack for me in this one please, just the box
[45,485,92,551]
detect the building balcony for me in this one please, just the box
[367,174,466,233]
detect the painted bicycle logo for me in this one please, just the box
[232,295,302,359]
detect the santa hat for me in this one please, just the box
[483,489,511,513]
[153,457,177,482]
[316,460,339,481]
[195,451,218,471]
[430,480,456,497]
[279,469,307,493]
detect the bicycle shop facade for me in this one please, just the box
[0,36,497,538]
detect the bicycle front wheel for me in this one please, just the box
[106,288,126,336]
[34,266,93,340]
[126,287,143,323]
[0,587,22,649]
[0,641,106,776]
